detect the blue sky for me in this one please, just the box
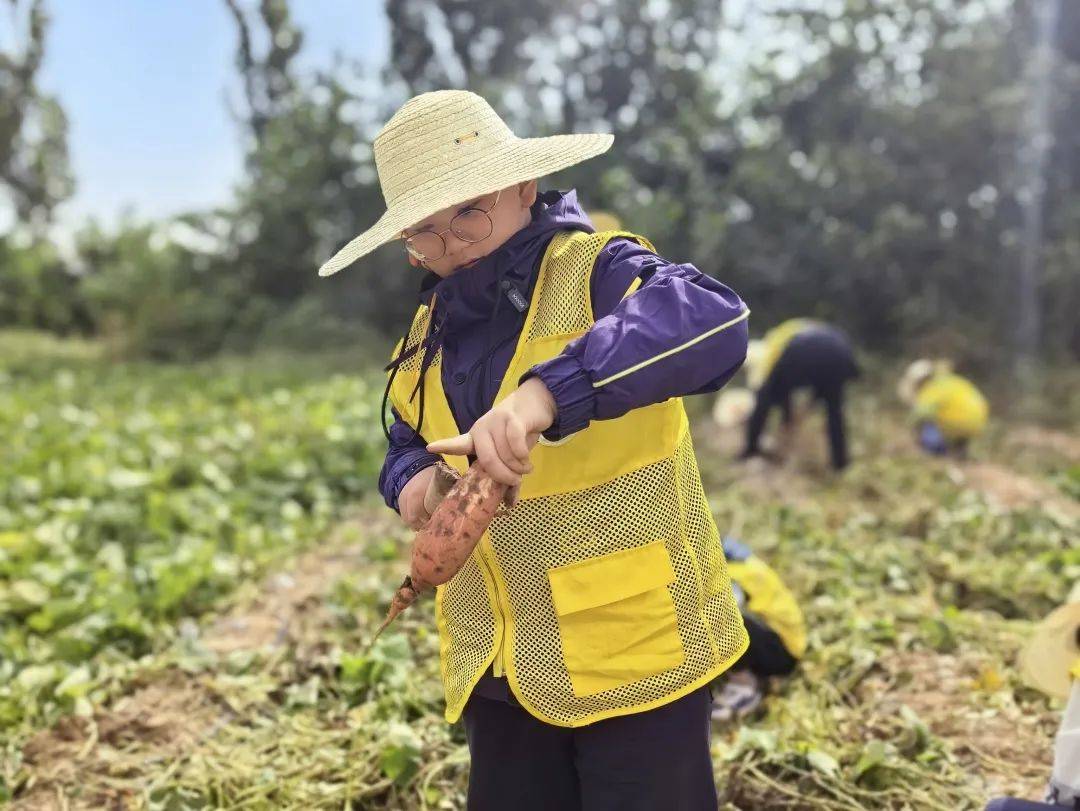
[21,1,388,233]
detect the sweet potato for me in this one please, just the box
[370,461,508,643]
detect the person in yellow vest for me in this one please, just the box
[319,91,751,810]
[741,319,860,470]
[898,359,989,457]
[587,209,623,232]
[710,537,806,723]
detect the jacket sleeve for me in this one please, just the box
[377,408,440,512]
[522,238,749,440]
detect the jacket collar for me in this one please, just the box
[417,189,595,332]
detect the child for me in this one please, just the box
[711,537,806,723]
[986,589,1080,809]
[319,90,751,810]
[897,359,988,457]
[740,319,860,470]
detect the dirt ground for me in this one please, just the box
[10,508,399,811]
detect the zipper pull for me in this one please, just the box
[501,280,528,313]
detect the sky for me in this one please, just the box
[5,0,801,239]
[8,1,389,234]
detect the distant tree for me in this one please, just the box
[379,0,1079,372]
[381,0,733,251]
[0,0,73,231]
[725,0,1079,371]
[217,0,416,334]
[222,0,303,149]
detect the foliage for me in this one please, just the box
[0,0,73,230]
[0,235,90,333]
[379,0,1080,375]
[4,0,1078,369]
[0,334,385,732]
[2,343,1076,808]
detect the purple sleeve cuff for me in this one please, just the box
[378,410,441,513]
[521,352,596,441]
[388,452,439,512]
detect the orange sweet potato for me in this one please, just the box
[370,462,507,643]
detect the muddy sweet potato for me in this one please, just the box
[370,461,508,643]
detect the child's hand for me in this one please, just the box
[398,465,437,530]
[427,377,556,487]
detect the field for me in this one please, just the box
[1,331,1078,810]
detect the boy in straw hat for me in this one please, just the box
[320,90,751,810]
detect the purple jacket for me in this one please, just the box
[378,189,749,510]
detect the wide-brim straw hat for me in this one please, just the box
[897,358,953,404]
[318,90,614,277]
[1020,600,1080,699]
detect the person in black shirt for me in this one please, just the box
[740,319,859,471]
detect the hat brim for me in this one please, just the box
[1020,601,1080,698]
[318,132,614,277]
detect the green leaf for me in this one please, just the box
[379,722,422,785]
[806,748,841,778]
[853,739,888,781]
[10,579,49,609]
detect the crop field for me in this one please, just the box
[1,332,1077,810]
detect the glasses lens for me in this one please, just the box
[451,209,494,243]
[406,232,445,261]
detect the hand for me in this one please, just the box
[398,465,437,530]
[426,377,557,487]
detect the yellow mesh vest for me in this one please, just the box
[389,230,749,727]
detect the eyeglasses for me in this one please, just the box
[401,189,501,263]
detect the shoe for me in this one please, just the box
[711,670,763,723]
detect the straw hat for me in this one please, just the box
[1020,599,1080,699]
[897,358,953,404]
[318,90,614,277]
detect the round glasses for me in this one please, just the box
[402,190,501,263]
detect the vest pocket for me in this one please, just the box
[547,541,684,697]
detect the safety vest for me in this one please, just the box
[389,229,749,727]
[914,373,988,440]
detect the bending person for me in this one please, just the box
[742,319,859,470]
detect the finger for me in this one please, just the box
[505,416,533,472]
[473,429,521,486]
[506,483,520,508]
[491,415,530,475]
[427,434,474,456]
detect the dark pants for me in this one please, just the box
[462,686,718,811]
[744,327,858,471]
